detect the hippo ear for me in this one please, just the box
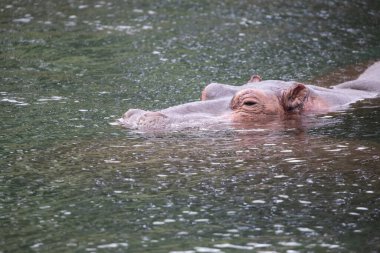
[248,75,262,83]
[281,83,309,112]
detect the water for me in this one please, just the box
[1,0,380,252]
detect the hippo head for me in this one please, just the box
[229,83,310,122]
[119,79,326,131]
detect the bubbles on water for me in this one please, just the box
[37,96,66,102]
[30,243,43,249]
[78,5,89,10]
[252,200,266,204]
[13,14,33,24]
[183,211,198,215]
[278,241,302,247]
[284,158,305,163]
[320,243,341,249]
[214,243,254,250]
[39,205,51,209]
[60,210,71,216]
[170,251,195,253]
[83,21,139,35]
[57,133,378,252]
[79,6,157,35]
[142,25,153,30]
[104,159,120,164]
[297,227,315,233]
[1,98,29,106]
[274,175,288,179]
[194,219,209,223]
[194,247,222,253]
[97,242,128,249]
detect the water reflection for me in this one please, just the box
[3,117,379,252]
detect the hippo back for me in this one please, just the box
[333,61,380,92]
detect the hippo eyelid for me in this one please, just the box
[230,89,261,110]
[243,100,257,106]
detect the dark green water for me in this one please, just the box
[1,0,380,252]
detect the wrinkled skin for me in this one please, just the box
[118,61,380,131]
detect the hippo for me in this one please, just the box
[118,61,380,131]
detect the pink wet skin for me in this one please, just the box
[228,83,330,123]
[202,76,331,123]
[119,61,380,131]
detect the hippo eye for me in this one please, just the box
[243,101,257,106]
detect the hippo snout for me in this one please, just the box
[119,109,169,130]
[123,109,146,120]
[137,111,169,130]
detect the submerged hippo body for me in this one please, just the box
[119,61,380,131]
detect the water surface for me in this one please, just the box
[1,0,380,252]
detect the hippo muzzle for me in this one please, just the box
[120,109,169,130]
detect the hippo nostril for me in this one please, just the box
[248,75,262,83]
[119,109,148,128]
[123,109,145,119]
[137,112,169,130]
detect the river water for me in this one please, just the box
[1,0,380,252]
